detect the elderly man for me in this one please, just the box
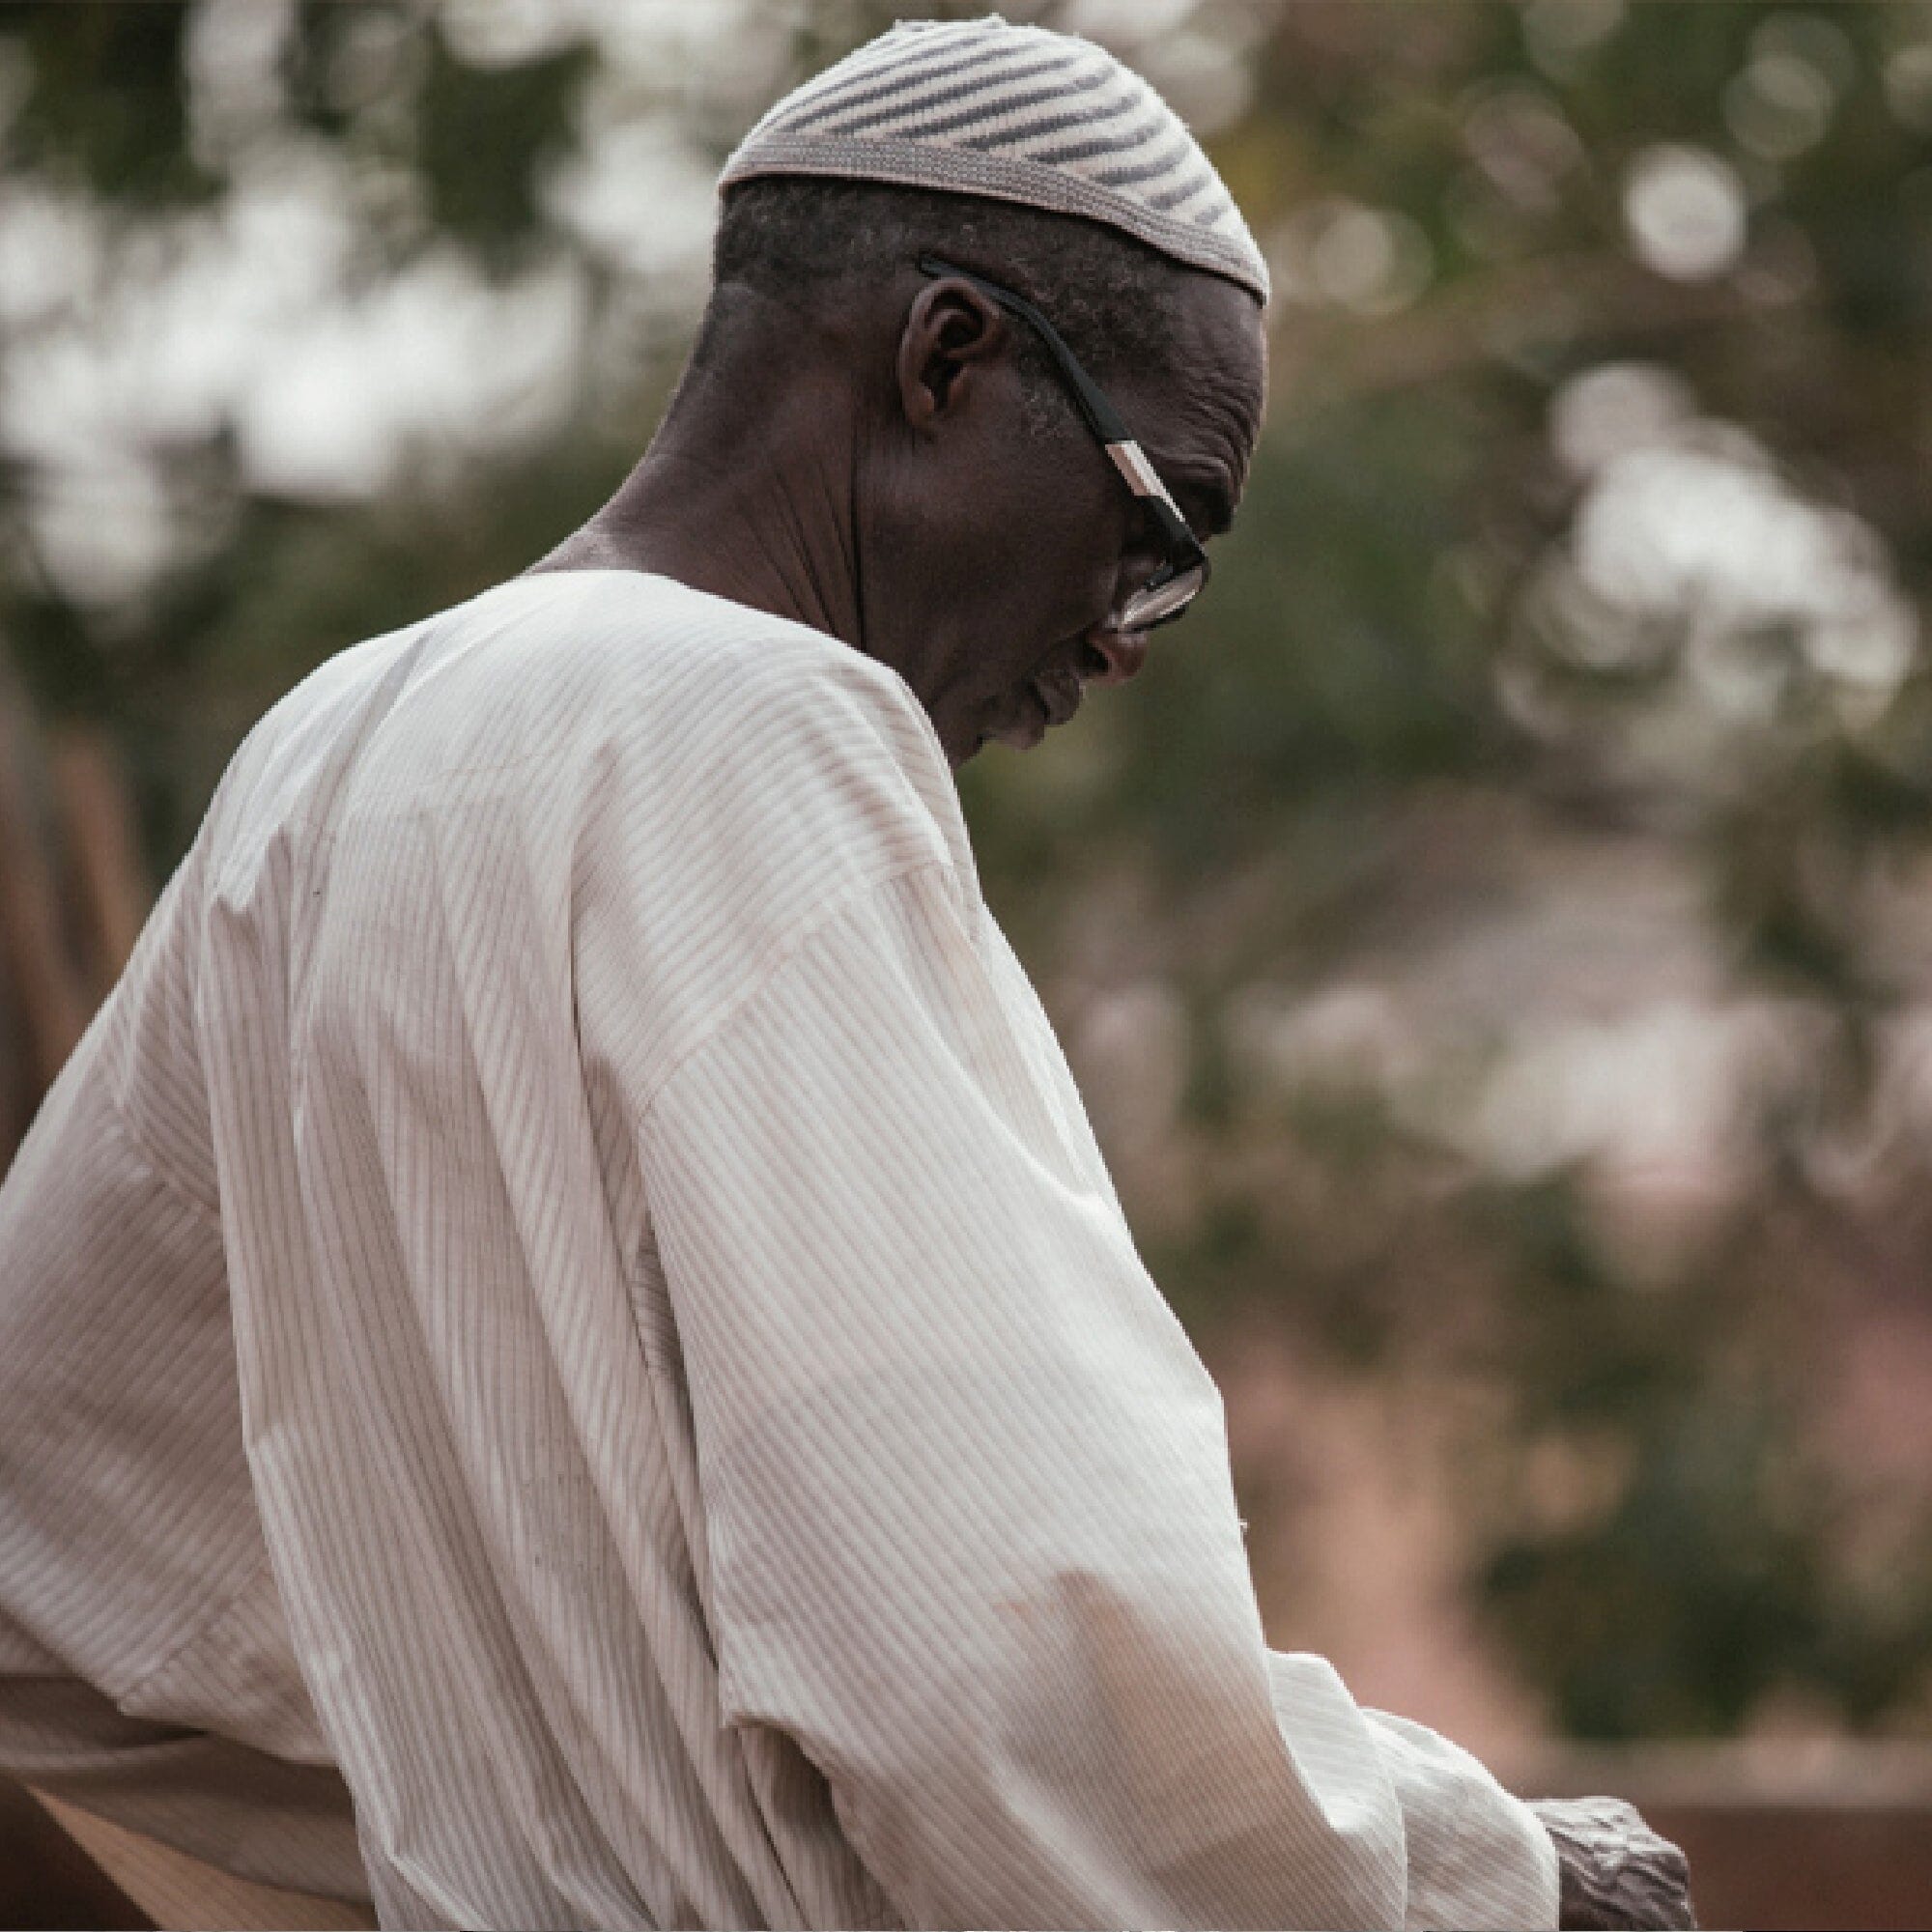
[0,17,1691,1931]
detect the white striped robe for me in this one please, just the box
[0,569,1559,1929]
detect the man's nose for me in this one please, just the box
[1084,623,1151,686]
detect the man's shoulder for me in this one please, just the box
[202,568,962,908]
[484,569,910,706]
[535,573,979,1100]
[411,569,940,785]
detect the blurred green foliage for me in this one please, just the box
[4,0,1931,1744]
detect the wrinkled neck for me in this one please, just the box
[537,305,873,650]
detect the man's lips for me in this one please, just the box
[1033,667,1083,729]
[981,662,1086,752]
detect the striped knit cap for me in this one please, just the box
[718,15,1269,304]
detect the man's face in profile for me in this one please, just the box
[870,265,1268,772]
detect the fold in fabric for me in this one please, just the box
[0,570,1556,1929]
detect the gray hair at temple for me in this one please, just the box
[689,15,1268,439]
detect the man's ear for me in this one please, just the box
[896,278,1009,430]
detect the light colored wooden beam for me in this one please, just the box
[29,1791,379,1932]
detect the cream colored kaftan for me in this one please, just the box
[0,570,1559,1930]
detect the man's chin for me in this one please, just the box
[980,696,1049,754]
[950,690,1048,766]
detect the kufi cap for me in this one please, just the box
[719,14,1269,304]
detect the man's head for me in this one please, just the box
[636,18,1270,768]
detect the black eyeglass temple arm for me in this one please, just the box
[916,254,1136,450]
[916,253,1208,579]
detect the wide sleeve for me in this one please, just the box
[0,877,371,1911]
[634,859,1559,1932]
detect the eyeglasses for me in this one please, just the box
[916,254,1210,632]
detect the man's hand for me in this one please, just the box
[1528,1795,1696,1929]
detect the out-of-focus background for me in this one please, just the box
[2,1,1930,1925]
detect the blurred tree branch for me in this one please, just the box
[1278,249,1810,412]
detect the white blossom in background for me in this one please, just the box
[26,456,179,611]
[1225,982,1423,1108]
[1060,0,1201,53]
[1723,46,1837,160]
[440,0,593,70]
[1512,360,1921,753]
[1133,26,1256,139]
[1885,39,1932,133]
[1217,974,1843,1221]
[1520,0,1625,82]
[1753,12,1859,96]
[1548,361,1698,479]
[1467,999,1824,1194]
[184,0,297,170]
[542,112,717,291]
[239,247,587,498]
[1072,979,1192,1164]
[1461,83,1586,215]
[0,185,103,332]
[1622,143,1747,281]
[1722,13,1854,161]
[0,0,783,607]
[1267,198,1435,316]
[1573,436,1918,719]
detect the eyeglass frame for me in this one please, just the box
[915,254,1210,633]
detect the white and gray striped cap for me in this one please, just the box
[719,14,1269,304]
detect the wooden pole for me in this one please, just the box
[0,697,89,1092]
[29,1791,377,1932]
[48,722,151,995]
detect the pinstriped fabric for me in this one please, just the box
[719,17,1270,302]
[0,569,1556,1929]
